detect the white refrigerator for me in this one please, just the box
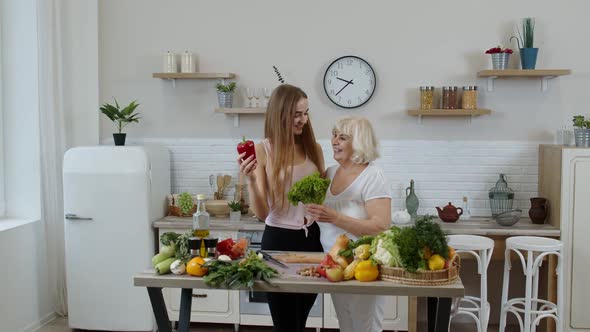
[63,146,170,331]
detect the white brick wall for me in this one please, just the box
[130,138,540,217]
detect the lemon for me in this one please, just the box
[428,254,445,271]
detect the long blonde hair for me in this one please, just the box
[264,84,323,208]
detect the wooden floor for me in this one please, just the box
[36,316,521,332]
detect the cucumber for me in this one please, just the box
[155,257,176,275]
[152,252,173,267]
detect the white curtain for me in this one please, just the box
[36,0,68,316]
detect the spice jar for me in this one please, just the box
[441,87,450,109]
[461,86,478,110]
[448,86,458,109]
[419,86,434,110]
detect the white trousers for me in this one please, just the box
[331,293,385,332]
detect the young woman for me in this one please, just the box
[237,84,325,332]
[305,116,391,332]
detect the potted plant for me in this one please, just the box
[216,81,237,108]
[228,201,242,222]
[100,98,141,146]
[573,115,590,147]
[510,17,538,69]
[485,46,513,70]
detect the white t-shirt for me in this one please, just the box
[318,164,391,251]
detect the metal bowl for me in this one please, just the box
[493,209,522,226]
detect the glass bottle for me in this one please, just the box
[192,194,210,257]
[405,179,420,220]
[460,196,471,220]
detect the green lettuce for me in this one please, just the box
[287,172,330,205]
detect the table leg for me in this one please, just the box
[427,297,452,332]
[177,288,193,332]
[146,287,172,332]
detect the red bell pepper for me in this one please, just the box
[216,238,235,256]
[316,254,338,278]
[237,136,256,161]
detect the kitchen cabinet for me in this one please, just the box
[157,228,240,326]
[323,294,408,331]
[539,145,590,331]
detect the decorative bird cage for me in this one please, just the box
[488,173,515,216]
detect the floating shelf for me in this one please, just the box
[408,109,491,124]
[215,108,266,114]
[477,69,571,92]
[215,108,266,127]
[153,72,235,87]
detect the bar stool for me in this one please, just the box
[446,235,494,332]
[499,236,563,332]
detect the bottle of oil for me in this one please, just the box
[192,194,210,257]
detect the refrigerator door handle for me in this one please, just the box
[65,213,93,221]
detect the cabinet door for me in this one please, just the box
[570,160,590,328]
[323,294,408,331]
[158,228,240,323]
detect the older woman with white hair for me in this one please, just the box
[305,116,391,332]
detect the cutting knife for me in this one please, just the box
[256,250,288,268]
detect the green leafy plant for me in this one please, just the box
[203,251,278,289]
[393,215,449,272]
[177,192,194,215]
[510,17,535,49]
[573,115,590,129]
[216,81,237,93]
[100,98,141,133]
[287,172,331,205]
[228,201,242,212]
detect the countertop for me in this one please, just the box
[153,216,560,237]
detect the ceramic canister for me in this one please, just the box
[181,51,196,73]
[162,51,177,73]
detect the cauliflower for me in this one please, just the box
[370,228,402,267]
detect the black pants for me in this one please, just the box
[261,223,323,332]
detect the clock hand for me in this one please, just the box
[335,79,354,96]
[336,77,354,85]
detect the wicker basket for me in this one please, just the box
[379,255,460,286]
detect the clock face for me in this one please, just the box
[323,56,376,109]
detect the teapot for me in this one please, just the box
[436,202,463,223]
[392,209,412,225]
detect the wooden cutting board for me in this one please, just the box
[272,252,326,264]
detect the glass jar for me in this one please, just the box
[419,86,434,110]
[441,87,450,109]
[448,86,458,109]
[488,174,515,216]
[461,86,478,110]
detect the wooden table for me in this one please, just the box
[134,266,464,332]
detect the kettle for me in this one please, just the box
[436,202,463,223]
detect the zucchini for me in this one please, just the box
[155,257,176,275]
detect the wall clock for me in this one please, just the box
[323,55,376,109]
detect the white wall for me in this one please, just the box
[0,220,53,332]
[98,0,589,142]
